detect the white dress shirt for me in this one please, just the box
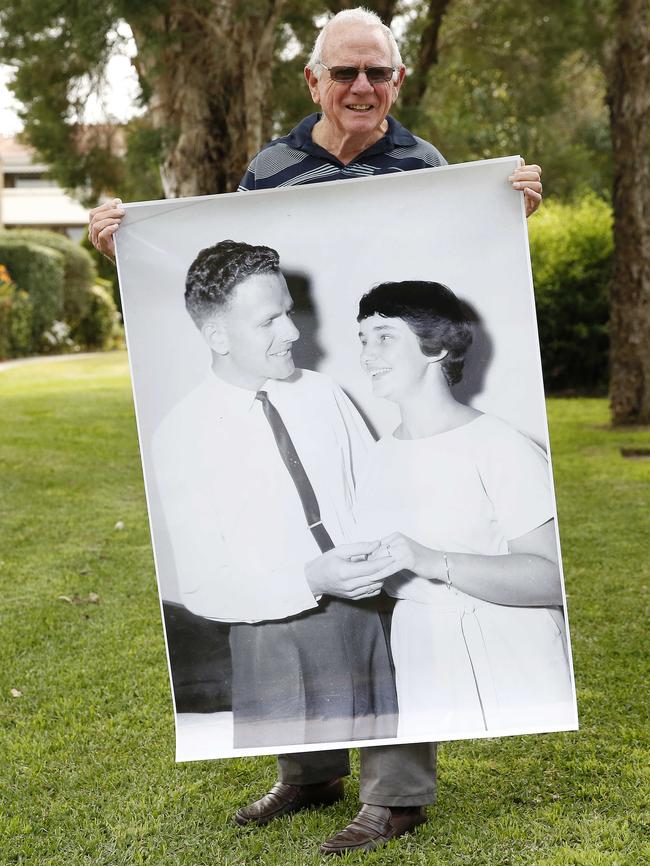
[152,368,373,623]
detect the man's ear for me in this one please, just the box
[201,318,229,355]
[392,66,406,103]
[304,66,321,104]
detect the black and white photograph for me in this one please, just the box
[115,156,578,762]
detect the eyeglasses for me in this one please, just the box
[318,62,396,84]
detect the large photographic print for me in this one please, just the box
[115,157,578,761]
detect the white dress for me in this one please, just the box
[355,414,576,739]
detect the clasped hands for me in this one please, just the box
[305,532,441,601]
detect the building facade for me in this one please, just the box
[0,136,89,242]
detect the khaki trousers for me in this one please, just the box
[277,742,438,806]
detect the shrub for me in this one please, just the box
[0,240,65,342]
[81,233,121,312]
[0,270,13,360]
[40,320,78,355]
[75,281,121,349]
[0,265,34,359]
[8,289,34,356]
[0,229,96,328]
[529,194,613,393]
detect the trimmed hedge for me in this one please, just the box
[81,233,121,312]
[40,320,78,354]
[0,240,65,341]
[8,289,34,357]
[74,281,120,349]
[9,290,35,356]
[0,268,34,359]
[0,229,96,328]
[529,194,613,393]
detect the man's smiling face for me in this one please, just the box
[305,22,405,144]
[215,272,299,390]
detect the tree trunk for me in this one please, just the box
[131,0,285,198]
[400,0,453,111]
[607,0,650,423]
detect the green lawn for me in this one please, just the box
[1,353,648,866]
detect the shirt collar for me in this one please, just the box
[287,113,417,163]
[206,368,259,416]
[205,369,292,418]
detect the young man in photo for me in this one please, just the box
[152,237,402,760]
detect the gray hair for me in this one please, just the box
[306,7,403,79]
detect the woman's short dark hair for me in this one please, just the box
[357,280,473,385]
[185,239,280,328]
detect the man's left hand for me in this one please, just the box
[509,159,542,218]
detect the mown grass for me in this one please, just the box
[1,353,648,866]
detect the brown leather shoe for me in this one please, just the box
[319,804,427,855]
[234,778,344,827]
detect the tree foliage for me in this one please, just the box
[396,0,611,200]
[1,0,649,419]
[0,0,615,202]
[0,0,403,201]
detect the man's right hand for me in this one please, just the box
[88,198,125,262]
[305,542,396,600]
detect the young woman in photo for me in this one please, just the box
[354,281,575,738]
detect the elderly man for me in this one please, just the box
[89,7,543,855]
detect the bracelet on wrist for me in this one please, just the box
[442,552,452,590]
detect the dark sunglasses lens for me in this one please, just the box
[330,67,359,82]
[329,66,394,83]
[367,67,394,83]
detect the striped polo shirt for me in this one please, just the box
[238,113,447,190]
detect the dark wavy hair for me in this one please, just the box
[185,239,280,327]
[357,280,473,385]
